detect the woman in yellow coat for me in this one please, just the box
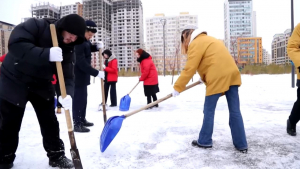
[286,23,300,136]
[173,25,248,153]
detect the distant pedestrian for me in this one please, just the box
[135,49,159,109]
[102,49,118,107]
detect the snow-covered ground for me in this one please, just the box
[12,74,300,169]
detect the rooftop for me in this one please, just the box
[0,21,15,26]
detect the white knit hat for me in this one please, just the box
[181,24,198,32]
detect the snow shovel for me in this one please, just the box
[100,81,201,152]
[119,81,140,111]
[50,24,83,169]
[99,49,107,123]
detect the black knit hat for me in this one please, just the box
[86,20,97,33]
[102,49,112,57]
[56,14,86,45]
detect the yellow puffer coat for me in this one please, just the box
[287,23,300,79]
[174,30,241,96]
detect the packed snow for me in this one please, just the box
[12,74,300,168]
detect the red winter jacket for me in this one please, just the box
[104,58,118,82]
[0,54,6,75]
[0,54,6,62]
[52,74,57,85]
[139,56,158,85]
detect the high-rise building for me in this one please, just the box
[237,37,262,64]
[82,0,144,71]
[224,0,256,59]
[271,29,291,65]
[21,17,31,23]
[61,2,83,18]
[145,12,198,73]
[111,0,144,71]
[263,48,271,65]
[252,11,257,37]
[82,0,112,69]
[0,21,15,56]
[218,39,225,45]
[78,3,83,17]
[31,2,60,19]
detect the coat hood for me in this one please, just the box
[107,53,116,62]
[188,29,207,46]
[137,50,151,63]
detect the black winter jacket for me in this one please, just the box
[74,39,99,87]
[0,17,84,107]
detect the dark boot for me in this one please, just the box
[287,119,296,136]
[109,105,117,107]
[49,155,73,168]
[191,140,212,148]
[74,125,90,133]
[83,119,94,127]
[0,163,13,169]
[146,106,153,110]
[238,148,248,153]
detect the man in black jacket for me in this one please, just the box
[73,20,105,132]
[0,14,86,169]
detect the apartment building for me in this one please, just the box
[237,37,262,64]
[145,12,198,73]
[31,2,60,19]
[111,0,144,71]
[83,0,112,69]
[271,29,291,65]
[60,2,83,18]
[224,0,257,59]
[0,21,15,56]
[263,48,271,65]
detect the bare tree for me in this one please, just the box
[171,36,181,85]
[230,33,247,66]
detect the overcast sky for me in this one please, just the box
[0,0,299,53]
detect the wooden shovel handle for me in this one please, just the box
[125,81,201,117]
[128,81,140,95]
[99,49,107,123]
[50,24,72,131]
[50,24,83,169]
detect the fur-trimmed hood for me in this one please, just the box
[107,53,116,62]
[189,29,207,46]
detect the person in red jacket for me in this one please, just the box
[51,74,63,114]
[136,49,159,109]
[0,54,6,75]
[102,49,118,107]
[0,54,6,63]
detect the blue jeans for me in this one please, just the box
[198,85,248,150]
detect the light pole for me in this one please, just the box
[160,18,166,76]
[291,0,295,88]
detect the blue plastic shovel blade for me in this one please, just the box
[119,94,131,111]
[100,115,126,152]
